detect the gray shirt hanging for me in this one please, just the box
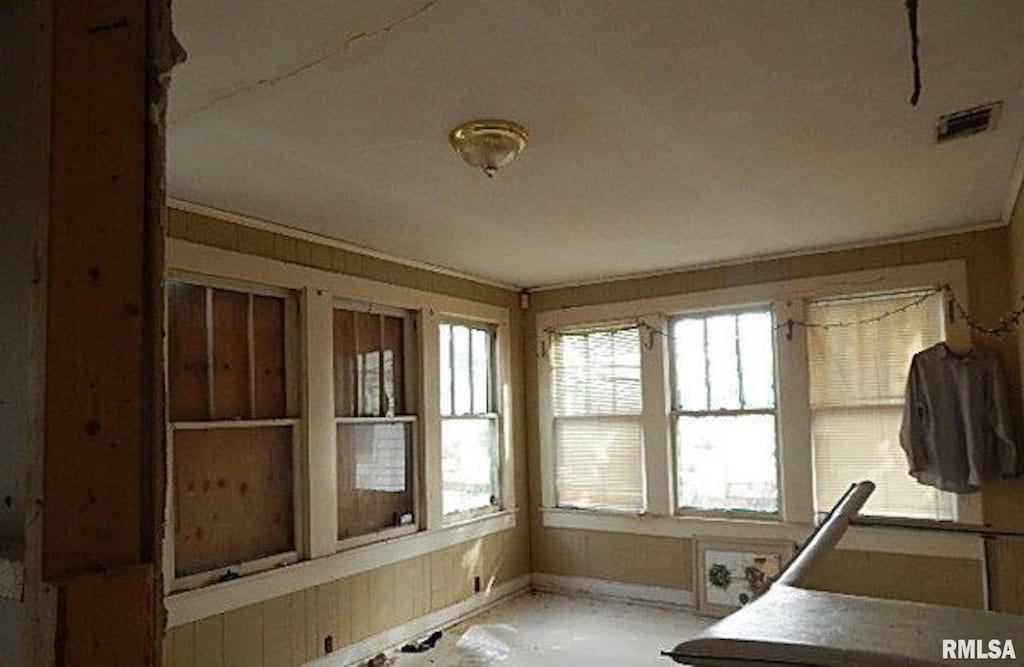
[899,343,1018,493]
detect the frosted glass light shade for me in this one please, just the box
[449,119,528,177]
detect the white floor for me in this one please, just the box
[391,591,713,667]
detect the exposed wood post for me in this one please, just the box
[45,0,171,663]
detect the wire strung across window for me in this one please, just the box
[538,285,1024,355]
[778,284,1024,340]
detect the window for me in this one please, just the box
[550,326,644,512]
[166,278,299,582]
[333,303,417,543]
[439,321,499,516]
[807,290,955,521]
[670,310,779,514]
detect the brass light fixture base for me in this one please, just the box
[449,119,529,177]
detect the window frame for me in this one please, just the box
[164,271,304,592]
[548,322,647,513]
[437,317,504,523]
[536,258,981,554]
[163,238,517,626]
[332,297,421,550]
[668,305,783,519]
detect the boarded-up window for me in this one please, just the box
[167,278,297,580]
[334,305,416,542]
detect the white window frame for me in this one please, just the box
[536,259,982,559]
[332,298,421,550]
[163,271,304,593]
[163,239,516,628]
[437,318,503,522]
[668,305,782,519]
[547,322,648,513]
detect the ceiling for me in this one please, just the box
[167,0,1024,289]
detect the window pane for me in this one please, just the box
[452,325,472,415]
[167,281,210,421]
[174,426,294,576]
[737,311,775,409]
[676,414,778,513]
[552,328,641,416]
[807,291,953,520]
[471,328,490,413]
[333,308,356,417]
[356,311,380,417]
[813,407,954,520]
[672,318,707,411]
[808,293,944,407]
[442,418,498,514]
[439,323,452,416]
[211,288,251,419]
[382,315,404,416]
[555,418,644,511]
[706,314,740,409]
[337,422,414,539]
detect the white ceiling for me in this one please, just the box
[167,0,1024,289]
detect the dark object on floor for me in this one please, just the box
[400,629,443,653]
[365,652,389,667]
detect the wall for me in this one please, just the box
[0,1,51,664]
[992,180,1024,614]
[527,226,1016,611]
[162,208,531,666]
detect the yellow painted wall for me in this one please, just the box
[989,184,1024,614]
[163,532,528,667]
[799,550,983,609]
[165,209,532,665]
[527,226,1020,610]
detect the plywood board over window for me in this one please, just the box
[167,277,299,588]
[334,302,419,547]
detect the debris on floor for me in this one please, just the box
[400,629,443,653]
[364,652,394,667]
[451,625,512,664]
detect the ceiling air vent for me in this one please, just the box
[936,102,1002,143]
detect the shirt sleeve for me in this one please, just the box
[899,357,929,474]
[990,361,1019,478]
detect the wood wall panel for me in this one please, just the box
[168,282,209,421]
[252,297,288,418]
[45,0,149,581]
[333,309,356,418]
[166,529,527,665]
[253,295,287,418]
[336,423,413,540]
[57,565,155,667]
[173,427,294,576]
[211,289,250,420]
[355,311,381,416]
[383,315,405,414]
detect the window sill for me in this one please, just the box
[540,506,983,561]
[166,509,517,627]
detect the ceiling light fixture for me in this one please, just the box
[449,119,528,177]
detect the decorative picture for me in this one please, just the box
[694,538,794,617]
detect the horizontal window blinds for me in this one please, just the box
[551,327,643,511]
[807,291,954,520]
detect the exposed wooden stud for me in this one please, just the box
[247,293,256,419]
[205,287,215,418]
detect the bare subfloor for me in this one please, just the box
[392,591,713,666]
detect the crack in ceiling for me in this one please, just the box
[171,0,440,125]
